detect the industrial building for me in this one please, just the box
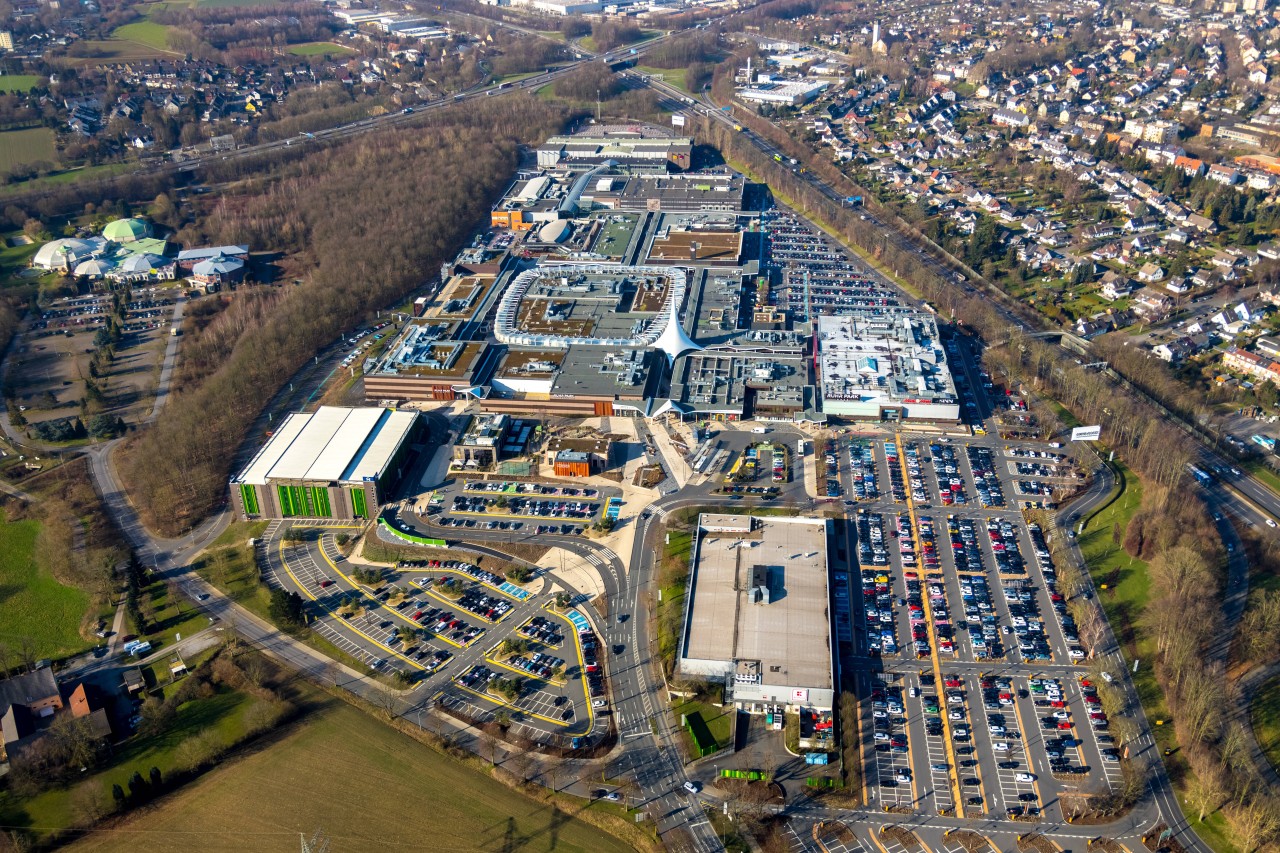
[735,80,828,106]
[816,311,960,423]
[231,406,422,520]
[537,130,692,172]
[678,514,835,714]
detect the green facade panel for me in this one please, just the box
[350,488,368,519]
[276,485,293,517]
[240,484,260,516]
[311,487,331,518]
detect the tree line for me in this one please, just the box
[119,96,567,534]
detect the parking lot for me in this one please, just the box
[261,523,606,740]
[424,479,620,536]
[833,417,1113,822]
[761,211,907,321]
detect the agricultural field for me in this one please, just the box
[0,509,93,660]
[0,74,41,93]
[66,699,638,853]
[287,41,355,57]
[0,128,57,173]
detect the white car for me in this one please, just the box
[592,700,607,708]
[993,742,1010,752]
[683,781,699,794]
[1268,518,1278,529]
[1015,773,1036,782]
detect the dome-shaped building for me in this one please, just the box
[73,258,114,279]
[538,219,571,244]
[32,238,98,271]
[102,217,151,244]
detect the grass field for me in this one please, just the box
[0,128,57,173]
[0,510,92,660]
[674,696,733,753]
[1251,674,1280,778]
[1077,463,1241,852]
[62,40,173,65]
[1,234,41,288]
[111,21,175,51]
[3,682,265,842]
[287,41,355,57]
[635,65,688,93]
[66,699,637,853]
[0,74,40,93]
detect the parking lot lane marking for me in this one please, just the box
[1008,677,1044,808]
[896,433,966,814]
[276,537,425,671]
[543,605,596,733]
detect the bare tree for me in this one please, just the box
[166,579,184,617]
[371,684,400,721]
[481,730,500,766]
[1228,798,1280,852]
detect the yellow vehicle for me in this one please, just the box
[733,123,743,131]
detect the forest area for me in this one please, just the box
[118,96,568,534]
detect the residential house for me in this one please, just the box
[1207,164,1242,184]
[1,670,62,762]
[1131,287,1173,320]
[1137,262,1165,282]
[1099,271,1136,301]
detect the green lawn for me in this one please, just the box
[65,699,639,853]
[1077,464,1240,852]
[674,696,733,753]
[1,233,41,289]
[0,128,57,173]
[110,21,176,51]
[138,577,213,653]
[635,65,688,93]
[0,74,40,93]
[287,41,355,57]
[1,685,259,842]
[1244,459,1280,500]
[61,40,173,65]
[0,510,92,660]
[0,163,134,197]
[1251,674,1280,778]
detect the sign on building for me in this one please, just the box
[1071,425,1102,441]
[791,688,809,702]
[671,114,686,128]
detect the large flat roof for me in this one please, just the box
[233,406,417,486]
[682,515,832,692]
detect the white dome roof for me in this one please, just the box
[74,258,113,278]
[117,252,160,272]
[538,219,571,243]
[33,238,96,269]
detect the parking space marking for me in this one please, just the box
[275,536,426,672]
